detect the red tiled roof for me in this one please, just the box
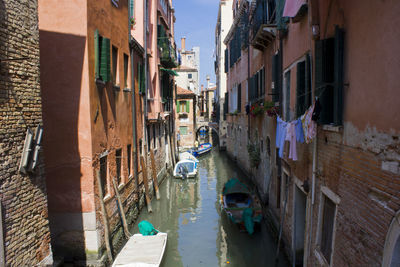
[177,86,195,96]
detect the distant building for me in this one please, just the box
[175,86,196,148]
[0,0,52,265]
[176,38,200,95]
[214,0,233,149]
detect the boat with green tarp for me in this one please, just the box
[220,178,262,234]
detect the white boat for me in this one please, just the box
[192,143,212,157]
[173,159,198,179]
[112,232,168,267]
[179,152,199,163]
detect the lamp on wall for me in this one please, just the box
[312,24,320,40]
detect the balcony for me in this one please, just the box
[158,25,179,68]
[250,0,276,50]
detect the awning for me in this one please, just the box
[283,0,307,18]
[160,68,179,76]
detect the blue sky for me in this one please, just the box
[173,0,220,87]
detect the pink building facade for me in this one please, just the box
[223,0,400,266]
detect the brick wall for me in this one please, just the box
[0,0,52,265]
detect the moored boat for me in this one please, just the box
[220,178,262,234]
[173,159,198,179]
[112,221,167,267]
[192,142,212,157]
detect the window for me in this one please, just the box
[315,26,344,125]
[127,145,131,177]
[237,83,241,112]
[319,194,337,264]
[147,125,151,152]
[283,70,291,121]
[138,62,145,94]
[123,54,129,88]
[139,139,143,156]
[296,56,312,117]
[112,46,118,85]
[179,126,188,135]
[130,0,134,18]
[100,156,108,197]
[188,73,192,79]
[276,174,281,209]
[94,30,111,82]
[272,52,281,103]
[177,100,189,113]
[116,149,122,184]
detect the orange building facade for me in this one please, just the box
[39,0,177,264]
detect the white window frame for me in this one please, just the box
[315,186,340,266]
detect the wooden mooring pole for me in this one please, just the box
[140,156,153,213]
[150,149,160,200]
[112,177,132,238]
[96,170,113,263]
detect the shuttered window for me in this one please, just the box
[320,195,336,264]
[315,26,344,125]
[271,52,281,103]
[296,56,312,117]
[123,54,128,88]
[237,83,241,112]
[100,37,111,82]
[138,62,145,94]
[176,100,180,113]
[130,0,134,18]
[186,101,190,113]
[224,49,229,73]
[179,126,188,135]
[116,149,122,185]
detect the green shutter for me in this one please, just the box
[305,54,311,109]
[177,100,180,113]
[100,37,110,82]
[130,0,134,18]
[186,101,190,113]
[334,26,344,126]
[94,30,100,79]
[137,62,142,93]
[296,61,306,117]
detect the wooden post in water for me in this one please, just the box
[140,156,153,213]
[150,149,160,200]
[112,177,131,238]
[96,169,113,262]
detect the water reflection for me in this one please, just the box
[131,151,288,267]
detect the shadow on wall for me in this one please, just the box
[39,30,87,262]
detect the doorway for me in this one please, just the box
[293,184,307,266]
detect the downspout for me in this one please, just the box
[143,0,148,155]
[129,0,139,189]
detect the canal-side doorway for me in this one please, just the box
[293,182,307,266]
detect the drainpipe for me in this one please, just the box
[143,0,148,156]
[129,0,139,190]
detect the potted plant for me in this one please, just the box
[130,17,136,28]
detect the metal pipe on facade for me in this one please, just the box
[143,0,148,156]
[129,0,139,191]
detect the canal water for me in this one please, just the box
[131,150,289,267]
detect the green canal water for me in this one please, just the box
[131,150,289,267]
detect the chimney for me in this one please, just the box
[181,37,186,52]
[206,75,210,89]
[201,84,204,92]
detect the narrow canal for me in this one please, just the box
[131,150,289,267]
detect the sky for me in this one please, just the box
[173,0,221,87]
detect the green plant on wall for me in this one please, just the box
[247,142,261,168]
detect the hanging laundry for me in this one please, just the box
[302,103,317,143]
[285,121,298,161]
[294,118,304,143]
[276,116,288,158]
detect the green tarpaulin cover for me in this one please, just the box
[138,220,159,236]
[223,178,250,195]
